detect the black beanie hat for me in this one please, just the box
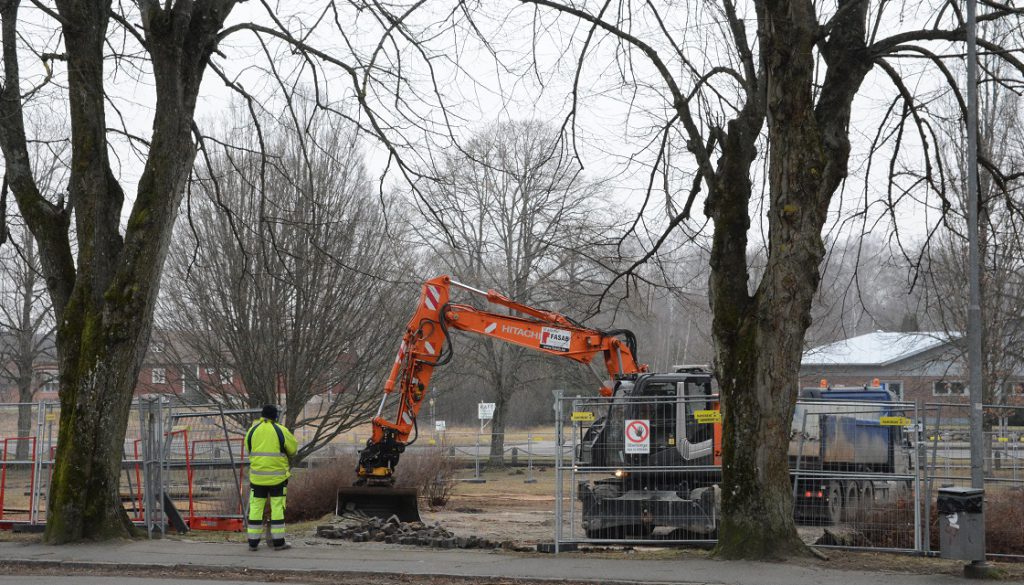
[261,404,279,420]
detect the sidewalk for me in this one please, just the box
[1,538,1002,585]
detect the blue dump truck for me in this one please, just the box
[577,371,916,538]
[790,386,916,525]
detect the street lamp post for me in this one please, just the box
[964,0,992,576]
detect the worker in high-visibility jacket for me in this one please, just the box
[245,404,298,551]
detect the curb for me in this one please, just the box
[0,559,701,585]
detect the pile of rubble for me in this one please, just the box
[316,511,526,550]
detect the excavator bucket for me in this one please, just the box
[336,487,421,523]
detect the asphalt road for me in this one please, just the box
[0,579,283,585]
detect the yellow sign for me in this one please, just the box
[880,416,912,427]
[571,411,595,422]
[693,410,722,424]
[45,413,57,422]
[997,437,1010,443]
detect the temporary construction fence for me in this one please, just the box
[0,398,262,535]
[1,397,559,534]
[554,392,1023,559]
[922,402,1024,559]
[5,395,1021,558]
[326,427,560,483]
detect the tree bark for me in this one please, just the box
[711,0,871,559]
[0,0,237,542]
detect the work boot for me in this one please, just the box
[273,542,291,551]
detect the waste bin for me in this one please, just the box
[937,487,984,560]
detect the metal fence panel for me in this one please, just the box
[790,399,920,553]
[165,406,258,531]
[923,403,1024,560]
[555,394,924,553]
[0,403,39,525]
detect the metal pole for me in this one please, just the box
[524,432,536,484]
[791,409,809,502]
[474,424,481,480]
[30,401,45,525]
[218,405,244,518]
[965,0,989,570]
[913,402,921,553]
[554,390,563,554]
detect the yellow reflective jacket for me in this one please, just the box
[246,418,298,486]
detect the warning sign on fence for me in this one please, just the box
[571,411,595,422]
[880,416,912,427]
[693,410,722,424]
[624,419,650,454]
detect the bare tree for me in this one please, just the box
[921,33,1024,411]
[414,119,615,465]
[160,106,412,462]
[437,0,1024,559]
[0,226,55,458]
[0,119,66,459]
[0,0,456,542]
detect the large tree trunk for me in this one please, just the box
[46,335,151,541]
[19,1,230,543]
[710,0,871,560]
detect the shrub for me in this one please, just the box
[396,446,459,510]
[284,447,459,522]
[285,452,359,523]
[985,489,1024,556]
[841,487,1024,557]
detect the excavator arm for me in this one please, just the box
[354,275,647,486]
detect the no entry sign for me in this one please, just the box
[624,419,650,454]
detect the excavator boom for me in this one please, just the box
[339,275,646,520]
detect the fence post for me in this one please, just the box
[791,409,809,502]
[30,401,45,525]
[217,405,244,517]
[474,427,481,481]
[917,401,925,557]
[524,432,536,484]
[553,389,564,554]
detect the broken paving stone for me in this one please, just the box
[317,514,514,551]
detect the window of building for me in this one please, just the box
[933,381,967,396]
[38,370,59,394]
[152,368,167,385]
[882,380,904,400]
[1004,381,1024,396]
[219,369,233,385]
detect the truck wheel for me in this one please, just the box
[827,480,843,525]
[860,482,874,514]
[842,481,859,522]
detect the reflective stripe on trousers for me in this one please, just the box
[247,484,287,547]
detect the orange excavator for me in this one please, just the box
[337,275,647,520]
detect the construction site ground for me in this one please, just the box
[4,468,1024,583]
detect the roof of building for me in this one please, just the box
[802,331,960,367]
